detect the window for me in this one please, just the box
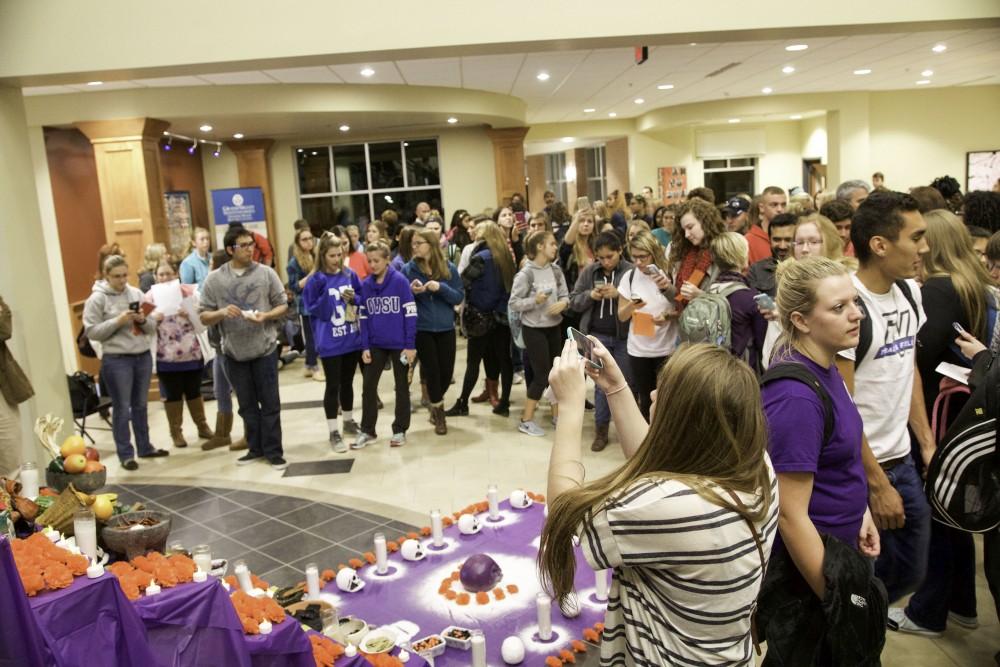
[585,146,607,204]
[296,139,442,231]
[544,153,568,204]
[702,157,757,204]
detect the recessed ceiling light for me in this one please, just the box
[854,68,872,75]
[583,108,596,113]
[790,115,803,120]
[199,124,213,132]
[916,79,931,85]
[339,125,350,132]
[232,133,244,139]
[608,112,617,118]
[360,67,375,77]
[561,137,574,143]
[86,81,103,86]
[447,117,458,124]
[932,44,947,53]
[728,118,741,124]
[782,65,796,74]
[921,69,934,77]
[634,98,644,104]
[536,72,550,81]
[761,87,773,95]
[657,83,675,90]
[785,44,808,51]
[689,42,698,46]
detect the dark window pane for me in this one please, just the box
[703,159,727,170]
[333,194,372,228]
[587,179,605,204]
[405,139,440,186]
[369,142,404,189]
[729,157,755,167]
[298,147,331,194]
[300,197,335,233]
[332,144,368,192]
[372,189,442,226]
[704,171,755,203]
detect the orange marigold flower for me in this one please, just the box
[348,558,364,569]
[363,552,376,565]
[506,584,519,594]
[560,649,576,663]
[476,591,490,605]
[456,593,470,605]
[545,657,563,667]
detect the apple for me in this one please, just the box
[84,447,100,462]
[83,460,105,474]
[91,495,113,521]
[60,435,86,459]
[63,454,87,474]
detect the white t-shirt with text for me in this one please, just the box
[617,268,678,358]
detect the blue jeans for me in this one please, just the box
[101,353,154,462]
[225,351,282,459]
[593,334,634,426]
[212,356,233,414]
[875,458,931,602]
[301,314,318,368]
[905,520,977,630]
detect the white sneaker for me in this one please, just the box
[518,420,545,437]
[948,611,979,629]
[887,608,942,637]
[330,431,348,454]
[390,432,406,447]
[312,367,326,382]
[351,432,376,450]
[512,371,524,385]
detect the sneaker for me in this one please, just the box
[948,611,979,629]
[236,453,265,466]
[887,608,942,637]
[584,399,594,411]
[390,432,407,447]
[518,420,545,437]
[551,416,559,427]
[330,431,348,454]
[351,432,376,450]
[138,448,170,458]
[512,371,524,385]
[121,459,139,471]
[492,401,510,417]
[269,457,288,471]
[303,366,314,378]
[342,419,359,435]
[312,367,326,382]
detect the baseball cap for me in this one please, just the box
[724,197,750,216]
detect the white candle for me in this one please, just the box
[221,579,231,591]
[305,563,321,599]
[45,528,60,543]
[233,561,253,593]
[259,619,273,635]
[192,545,212,574]
[487,485,500,520]
[145,580,161,596]
[595,569,609,601]
[19,462,39,500]
[193,570,207,583]
[344,644,357,657]
[374,533,388,574]
[430,510,444,547]
[471,630,486,667]
[398,649,410,663]
[73,510,98,562]
[536,593,553,640]
[86,560,103,579]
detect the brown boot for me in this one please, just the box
[486,379,500,408]
[229,419,248,451]
[187,396,214,439]
[201,412,232,451]
[471,381,491,403]
[431,403,448,435]
[591,423,610,452]
[165,401,187,448]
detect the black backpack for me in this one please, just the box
[854,279,918,368]
[67,372,100,414]
[925,353,1000,533]
[760,363,834,445]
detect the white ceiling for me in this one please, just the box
[23,27,1000,130]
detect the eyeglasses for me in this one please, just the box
[793,239,823,248]
[231,241,256,250]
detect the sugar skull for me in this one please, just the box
[509,489,533,509]
[457,513,481,535]
[400,539,426,561]
[335,567,365,593]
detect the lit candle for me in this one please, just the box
[595,569,609,601]
[44,528,60,543]
[344,643,357,657]
[398,649,410,663]
[192,545,212,573]
[471,630,486,667]
[305,562,321,599]
[536,593,553,640]
[430,510,444,547]
[487,484,500,520]
[145,580,161,596]
[233,560,253,593]
[86,559,103,579]
[258,619,272,635]
[374,533,388,574]
[193,570,207,583]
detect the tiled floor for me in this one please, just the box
[80,337,998,666]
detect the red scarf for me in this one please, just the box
[674,247,713,309]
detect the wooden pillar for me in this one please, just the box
[573,148,589,200]
[605,138,630,196]
[225,139,277,244]
[75,118,171,283]
[485,127,529,203]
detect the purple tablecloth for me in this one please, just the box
[323,500,606,666]
[0,536,49,667]
[304,630,429,667]
[244,613,313,667]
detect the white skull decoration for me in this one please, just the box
[335,567,366,593]
[509,489,533,509]
[457,513,481,535]
[400,538,426,561]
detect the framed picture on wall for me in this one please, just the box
[163,191,193,258]
[967,150,1000,193]
[657,166,687,205]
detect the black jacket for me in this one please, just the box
[758,535,888,666]
[568,259,635,340]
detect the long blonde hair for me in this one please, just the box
[571,210,596,269]
[142,243,167,272]
[413,228,450,280]
[922,209,994,338]
[292,228,315,273]
[628,231,668,272]
[477,222,515,291]
[317,233,344,274]
[538,344,773,607]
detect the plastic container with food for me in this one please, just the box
[359,628,397,654]
[411,634,446,658]
[441,626,473,650]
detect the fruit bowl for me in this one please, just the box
[101,510,171,560]
[45,468,106,494]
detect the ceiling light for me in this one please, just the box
[608,112,617,118]
[657,84,674,90]
[311,151,318,156]
[921,69,934,77]
[761,87,773,95]
[689,42,698,46]
[634,98,644,104]
[163,137,173,151]
[536,72,550,81]
[360,67,375,77]
[86,81,103,86]
[790,115,803,120]
[932,44,947,53]
[853,68,872,75]
[199,124,213,133]
[212,145,221,158]
[785,44,809,51]
[728,118,741,124]
[782,65,795,74]
[162,131,169,136]
[339,125,350,132]
[916,79,931,85]
[447,117,458,124]
[232,133,244,139]
[187,140,198,155]
[583,108,596,113]
[561,137,574,143]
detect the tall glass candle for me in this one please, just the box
[536,593,553,640]
[430,510,443,547]
[233,560,253,593]
[73,509,97,561]
[192,545,212,573]
[374,533,388,574]
[19,462,39,500]
[487,484,500,520]
[305,562,321,599]
[470,630,486,666]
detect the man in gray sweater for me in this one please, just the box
[201,226,289,469]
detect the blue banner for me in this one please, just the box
[210,187,267,247]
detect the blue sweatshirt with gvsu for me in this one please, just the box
[301,269,364,358]
[358,266,417,351]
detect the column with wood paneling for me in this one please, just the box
[226,139,277,244]
[485,127,529,203]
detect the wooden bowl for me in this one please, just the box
[46,468,106,494]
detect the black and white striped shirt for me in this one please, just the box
[579,457,778,666]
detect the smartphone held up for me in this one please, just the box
[568,327,603,370]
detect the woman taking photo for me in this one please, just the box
[286,226,320,379]
[540,341,777,666]
[403,228,464,435]
[83,255,168,469]
[302,233,364,453]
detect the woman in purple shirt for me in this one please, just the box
[761,257,878,600]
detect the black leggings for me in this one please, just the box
[416,330,456,404]
[459,324,513,403]
[628,354,668,422]
[320,351,359,420]
[361,348,410,435]
[158,368,203,402]
[522,325,562,401]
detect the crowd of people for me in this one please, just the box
[61,173,1000,663]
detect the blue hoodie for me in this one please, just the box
[358,266,417,350]
[462,246,510,316]
[401,260,464,332]
[301,269,364,358]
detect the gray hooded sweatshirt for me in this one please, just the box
[508,260,569,329]
[83,281,155,355]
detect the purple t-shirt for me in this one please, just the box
[762,351,867,548]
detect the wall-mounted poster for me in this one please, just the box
[163,191,192,258]
[967,151,1000,193]
[210,187,267,249]
[658,166,688,205]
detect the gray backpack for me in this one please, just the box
[678,282,748,348]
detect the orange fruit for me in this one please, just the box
[60,435,86,458]
[63,454,88,474]
[83,460,105,474]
